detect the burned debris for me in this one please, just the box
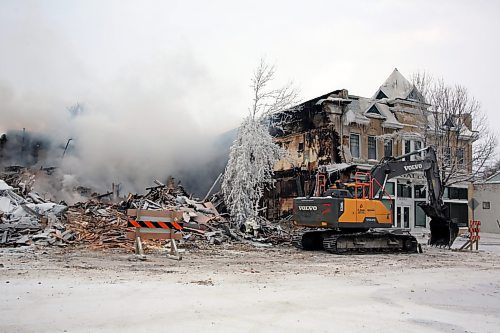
[0,166,291,252]
[0,178,71,246]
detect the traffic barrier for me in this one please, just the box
[127,209,184,260]
[459,220,480,251]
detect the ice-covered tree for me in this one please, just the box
[222,60,299,227]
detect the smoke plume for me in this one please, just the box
[0,56,236,201]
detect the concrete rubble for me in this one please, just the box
[0,169,292,252]
[0,179,70,246]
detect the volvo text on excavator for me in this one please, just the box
[292,146,459,254]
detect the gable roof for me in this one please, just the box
[345,97,403,129]
[301,89,347,109]
[375,102,404,129]
[373,68,414,100]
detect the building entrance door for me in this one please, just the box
[396,206,410,229]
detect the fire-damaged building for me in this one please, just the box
[266,69,472,232]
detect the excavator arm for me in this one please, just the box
[370,147,459,247]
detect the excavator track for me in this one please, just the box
[294,230,419,254]
[291,233,305,250]
[323,231,418,254]
[292,230,330,251]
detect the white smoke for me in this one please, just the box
[0,56,237,199]
[0,4,246,200]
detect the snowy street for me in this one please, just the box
[1,241,499,333]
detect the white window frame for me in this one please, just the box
[402,139,424,161]
[411,140,423,160]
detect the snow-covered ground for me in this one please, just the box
[1,245,499,333]
[452,232,500,254]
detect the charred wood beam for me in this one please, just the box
[94,191,113,199]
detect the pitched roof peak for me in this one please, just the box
[373,68,413,100]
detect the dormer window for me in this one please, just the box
[367,104,382,115]
[408,88,424,102]
[376,91,388,99]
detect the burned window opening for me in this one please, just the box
[298,142,304,152]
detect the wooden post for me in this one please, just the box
[166,229,182,261]
[134,228,145,256]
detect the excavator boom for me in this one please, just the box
[371,147,458,247]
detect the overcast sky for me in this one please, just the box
[1,0,499,139]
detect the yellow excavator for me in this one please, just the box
[292,147,459,254]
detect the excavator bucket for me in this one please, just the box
[419,202,459,247]
[429,217,459,247]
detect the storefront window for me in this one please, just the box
[445,203,468,227]
[397,206,410,228]
[414,202,426,227]
[447,187,467,200]
[397,183,412,198]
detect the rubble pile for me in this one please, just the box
[1,166,37,196]
[125,178,222,227]
[64,201,133,251]
[0,179,73,246]
[0,171,293,251]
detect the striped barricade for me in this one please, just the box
[469,220,481,241]
[459,220,480,252]
[127,209,184,260]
